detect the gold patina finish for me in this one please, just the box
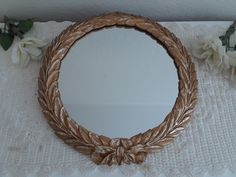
[38,12,198,166]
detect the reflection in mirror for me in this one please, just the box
[59,27,178,138]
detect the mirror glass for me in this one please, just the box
[59,27,178,138]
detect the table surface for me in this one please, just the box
[0,21,236,177]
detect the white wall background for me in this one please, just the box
[0,0,236,22]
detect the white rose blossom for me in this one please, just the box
[192,37,230,71]
[227,51,236,81]
[11,37,47,66]
[227,51,236,67]
[192,36,236,83]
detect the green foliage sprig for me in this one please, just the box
[0,16,33,50]
[219,21,236,52]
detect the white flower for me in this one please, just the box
[226,51,236,67]
[11,37,47,66]
[225,51,236,82]
[192,37,230,71]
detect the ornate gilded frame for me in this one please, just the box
[38,12,197,166]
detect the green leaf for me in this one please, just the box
[226,25,236,37]
[0,33,14,50]
[219,36,227,46]
[18,19,33,33]
[234,44,236,50]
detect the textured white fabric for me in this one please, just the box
[0,21,236,177]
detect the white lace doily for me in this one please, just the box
[0,21,236,177]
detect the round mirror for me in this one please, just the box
[38,13,197,165]
[59,27,178,138]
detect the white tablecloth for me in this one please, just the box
[0,21,236,177]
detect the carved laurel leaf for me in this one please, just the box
[38,12,198,165]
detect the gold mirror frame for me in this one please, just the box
[38,12,197,166]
